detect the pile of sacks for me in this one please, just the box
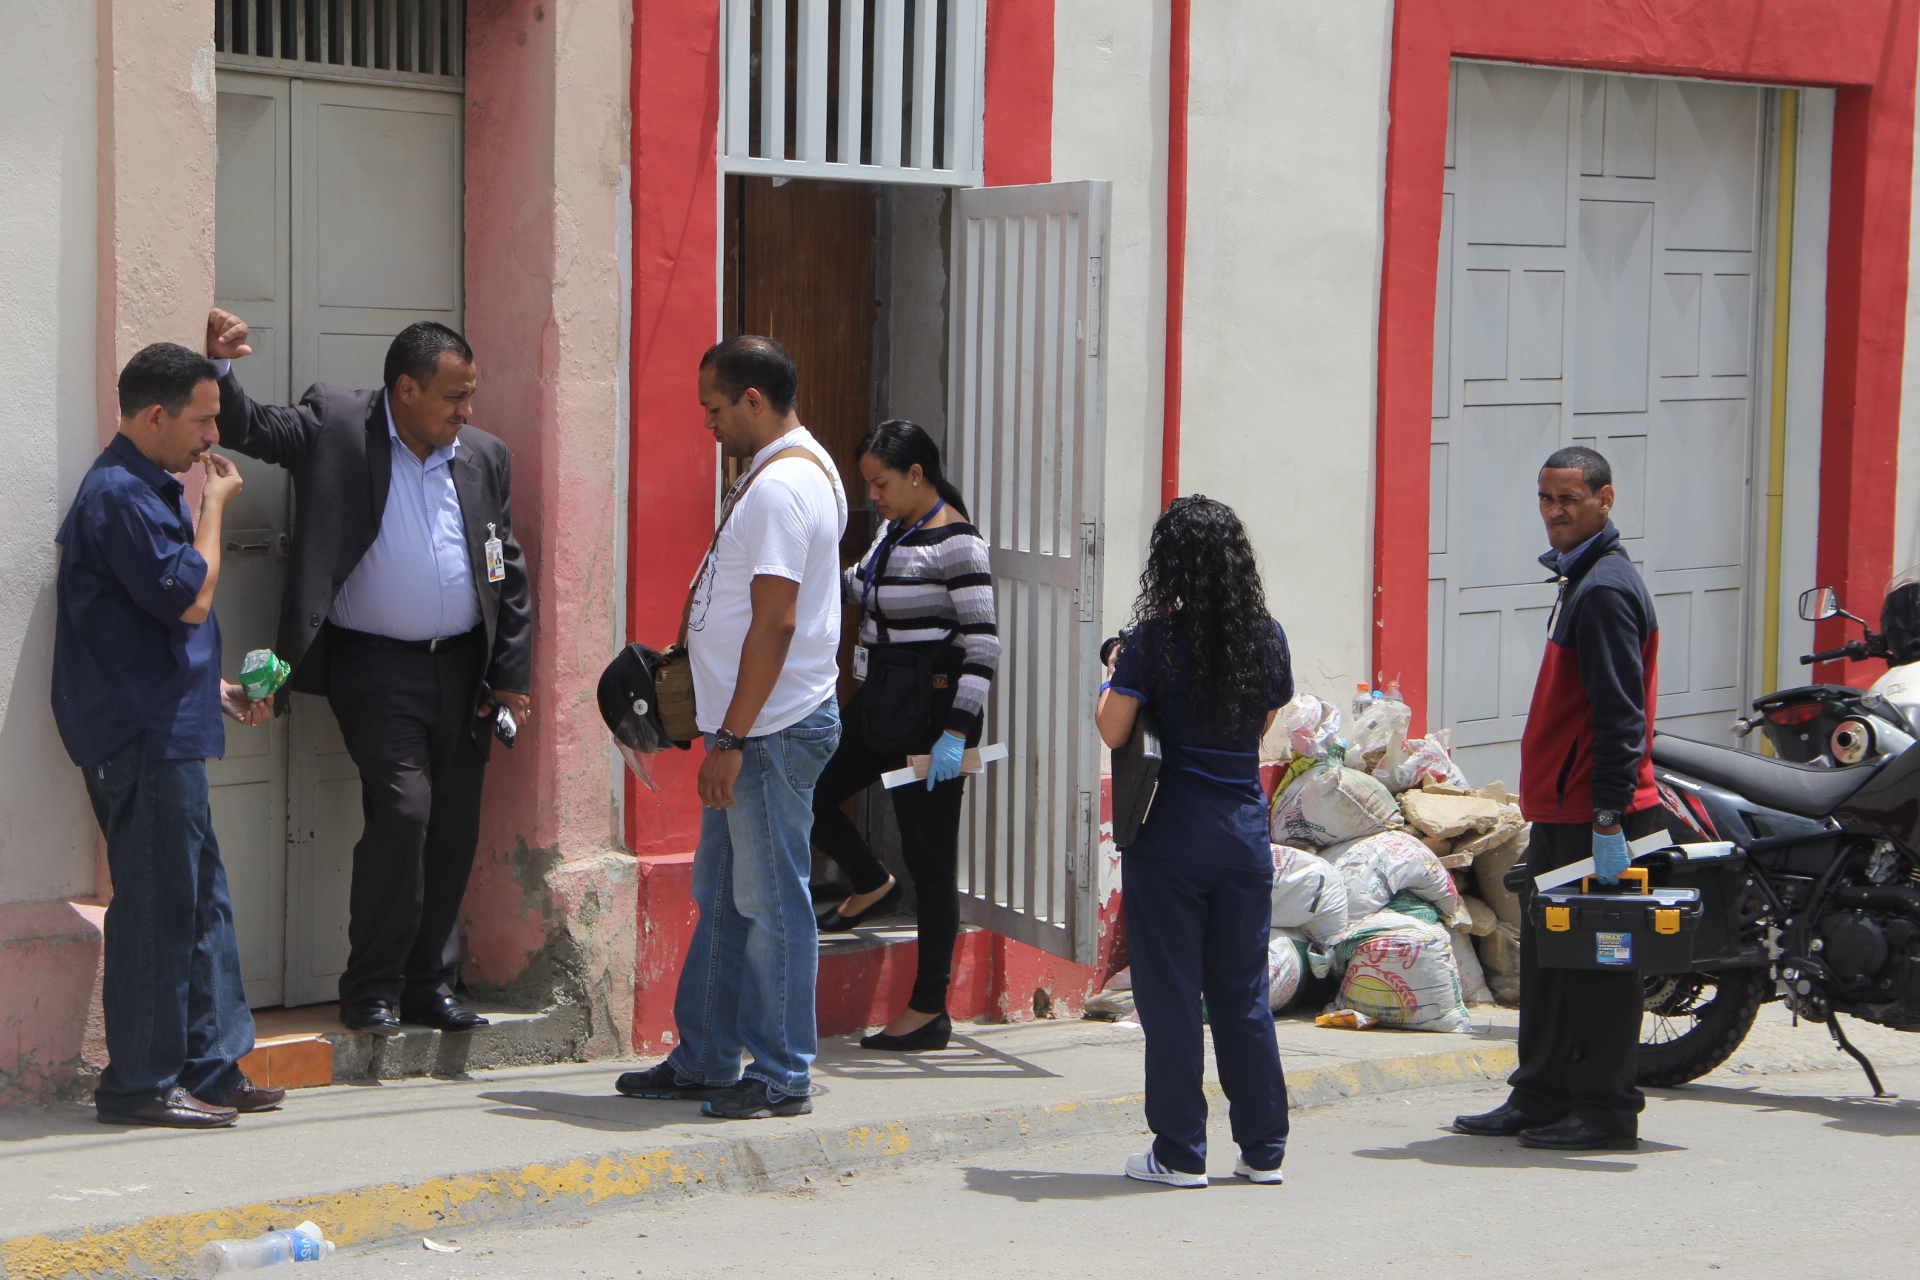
[1266,692,1532,1029]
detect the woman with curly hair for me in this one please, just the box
[1097,495,1293,1188]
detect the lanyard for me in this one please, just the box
[860,500,945,613]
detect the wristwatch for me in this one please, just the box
[712,728,746,752]
[1593,808,1621,830]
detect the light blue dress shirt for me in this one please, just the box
[328,397,481,641]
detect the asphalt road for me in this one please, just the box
[320,1064,1920,1280]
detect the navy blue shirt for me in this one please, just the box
[52,435,224,768]
[1110,614,1293,873]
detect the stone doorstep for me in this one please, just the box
[239,1004,590,1089]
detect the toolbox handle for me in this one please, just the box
[1581,866,1649,894]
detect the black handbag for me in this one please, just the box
[1110,702,1162,848]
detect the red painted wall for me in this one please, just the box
[984,0,1055,186]
[1375,0,1920,722]
[625,0,723,855]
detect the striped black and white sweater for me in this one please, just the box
[845,518,1000,737]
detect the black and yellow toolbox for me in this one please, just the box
[1529,867,1704,972]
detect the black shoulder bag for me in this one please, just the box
[1110,701,1162,849]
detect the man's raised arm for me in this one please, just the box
[206,307,322,467]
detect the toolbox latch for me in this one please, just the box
[1653,908,1680,935]
[1545,905,1571,932]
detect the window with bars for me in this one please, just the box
[215,0,464,86]
[723,0,985,186]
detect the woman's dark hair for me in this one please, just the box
[854,419,970,520]
[1128,495,1282,734]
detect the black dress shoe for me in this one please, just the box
[341,998,401,1036]
[401,993,490,1032]
[860,1012,952,1052]
[98,1086,237,1129]
[818,885,903,932]
[1453,1102,1559,1137]
[1518,1115,1639,1151]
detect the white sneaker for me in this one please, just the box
[1232,1157,1284,1184]
[1124,1151,1207,1188]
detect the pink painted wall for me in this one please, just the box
[458,0,637,1053]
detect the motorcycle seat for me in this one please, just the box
[1651,733,1886,819]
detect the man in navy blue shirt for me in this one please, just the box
[53,342,283,1128]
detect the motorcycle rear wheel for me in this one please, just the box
[1637,967,1769,1087]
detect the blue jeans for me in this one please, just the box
[666,699,840,1099]
[83,738,255,1113]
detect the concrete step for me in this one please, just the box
[242,1002,589,1090]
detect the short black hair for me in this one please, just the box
[700,335,798,416]
[118,342,219,417]
[1541,445,1612,492]
[384,321,474,392]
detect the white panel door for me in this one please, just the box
[1431,63,1767,789]
[212,71,295,1008]
[282,78,465,1006]
[948,180,1109,965]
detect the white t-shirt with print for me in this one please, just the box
[687,427,848,736]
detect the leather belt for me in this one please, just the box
[330,623,483,654]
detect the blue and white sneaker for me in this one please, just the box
[1232,1157,1284,1184]
[1124,1151,1207,1188]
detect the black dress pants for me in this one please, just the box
[327,628,488,1007]
[810,685,968,1016]
[1506,809,1665,1136]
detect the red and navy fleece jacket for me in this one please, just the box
[1518,523,1661,825]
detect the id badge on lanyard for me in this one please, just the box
[485,522,506,583]
[852,645,870,680]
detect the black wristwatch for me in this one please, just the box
[1593,808,1621,830]
[712,728,746,752]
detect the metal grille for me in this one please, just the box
[723,0,985,186]
[215,0,463,86]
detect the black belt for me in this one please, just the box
[330,623,483,654]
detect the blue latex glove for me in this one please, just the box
[928,731,966,790]
[1592,827,1631,884]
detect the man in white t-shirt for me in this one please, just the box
[616,336,846,1119]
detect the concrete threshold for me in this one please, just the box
[0,1012,1522,1280]
[241,1003,589,1090]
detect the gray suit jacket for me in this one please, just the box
[216,371,533,738]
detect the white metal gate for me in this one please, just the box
[1430,61,1772,788]
[213,17,463,1006]
[948,181,1109,964]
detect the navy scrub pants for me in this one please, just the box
[1122,854,1289,1175]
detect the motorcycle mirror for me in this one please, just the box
[1799,586,1840,622]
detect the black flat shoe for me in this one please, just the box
[400,994,490,1032]
[1453,1102,1559,1137]
[860,1012,952,1052]
[817,885,902,932]
[1517,1116,1639,1151]
[341,998,401,1036]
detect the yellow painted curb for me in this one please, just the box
[2,1043,1518,1280]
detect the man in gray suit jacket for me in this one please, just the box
[205,308,532,1035]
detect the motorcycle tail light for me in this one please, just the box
[1766,703,1824,726]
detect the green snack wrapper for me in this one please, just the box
[239,648,291,701]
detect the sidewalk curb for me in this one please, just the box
[0,1044,1516,1280]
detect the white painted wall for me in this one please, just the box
[1181,2,1392,702]
[0,1,102,906]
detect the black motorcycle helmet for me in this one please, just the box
[1883,575,1920,666]
[597,643,688,792]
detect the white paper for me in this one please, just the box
[1533,830,1675,892]
[881,742,1008,789]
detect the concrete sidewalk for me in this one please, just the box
[5,1002,1912,1280]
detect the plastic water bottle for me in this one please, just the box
[1351,683,1372,718]
[195,1221,335,1276]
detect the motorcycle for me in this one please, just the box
[1619,581,1920,1094]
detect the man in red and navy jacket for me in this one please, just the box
[1455,446,1660,1153]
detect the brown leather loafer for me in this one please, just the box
[98,1086,237,1129]
[221,1075,287,1113]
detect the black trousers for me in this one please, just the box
[327,629,488,1007]
[1506,809,1665,1135]
[810,686,968,1015]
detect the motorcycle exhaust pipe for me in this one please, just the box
[1833,884,1920,920]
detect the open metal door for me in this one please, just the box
[948,181,1109,964]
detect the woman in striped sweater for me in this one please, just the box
[809,420,999,1052]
